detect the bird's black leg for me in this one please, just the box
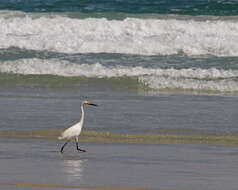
[60,140,70,153]
[76,142,86,152]
[75,139,86,152]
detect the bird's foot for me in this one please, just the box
[77,149,86,152]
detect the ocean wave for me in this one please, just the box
[139,76,238,92]
[0,58,155,77]
[1,58,238,78]
[1,58,238,93]
[1,12,238,56]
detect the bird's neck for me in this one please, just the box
[80,104,85,124]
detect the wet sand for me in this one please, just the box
[1,137,238,190]
[1,129,238,147]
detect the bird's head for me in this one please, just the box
[82,100,98,107]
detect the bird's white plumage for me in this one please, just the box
[58,100,98,153]
[58,122,82,140]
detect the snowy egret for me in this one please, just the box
[58,100,98,153]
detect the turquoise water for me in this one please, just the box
[1,0,238,16]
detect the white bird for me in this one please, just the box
[58,100,98,153]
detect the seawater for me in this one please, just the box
[0,0,238,135]
[1,12,238,93]
[1,138,238,190]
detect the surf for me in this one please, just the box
[1,12,238,56]
[1,58,238,93]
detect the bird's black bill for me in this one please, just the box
[89,103,98,106]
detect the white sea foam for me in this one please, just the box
[139,76,238,92]
[1,12,238,56]
[0,58,238,92]
[0,58,155,77]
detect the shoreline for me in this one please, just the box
[1,129,238,147]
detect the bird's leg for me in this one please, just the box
[75,137,86,152]
[76,142,86,152]
[60,140,70,153]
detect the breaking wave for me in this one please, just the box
[139,75,238,92]
[1,11,238,56]
[0,58,238,93]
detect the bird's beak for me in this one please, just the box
[88,103,98,107]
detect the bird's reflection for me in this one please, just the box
[62,158,86,182]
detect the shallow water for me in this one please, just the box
[1,137,238,190]
[0,84,238,190]
[0,87,238,136]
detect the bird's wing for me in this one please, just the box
[58,122,81,140]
